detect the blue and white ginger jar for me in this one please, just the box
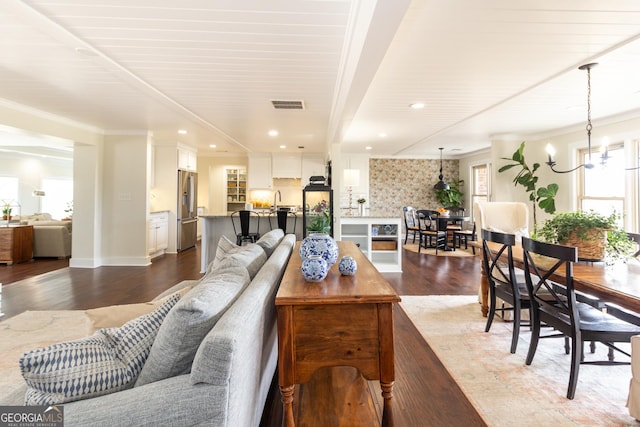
[301,255,328,282]
[299,233,339,267]
[338,256,357,276]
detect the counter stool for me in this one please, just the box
[231,210,261,245]
[269,209,297,234]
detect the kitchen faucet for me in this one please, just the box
[273,190,281,211]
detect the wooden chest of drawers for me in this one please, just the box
[0,225,34,265]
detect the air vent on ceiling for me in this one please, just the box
[271,100,305,110]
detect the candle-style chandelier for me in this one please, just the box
[545,63,610,174]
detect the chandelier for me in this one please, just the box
[546,63,609,173]
[433,147,449,190]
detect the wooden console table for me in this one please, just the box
[275,240,400,426]
[0,225,33,265]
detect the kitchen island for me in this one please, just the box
[200,211,303,273]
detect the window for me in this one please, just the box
[41,178,73,220]
[0,176,19,207]
[470,163,490,220]
[579,143,625,227]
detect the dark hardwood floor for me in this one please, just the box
[0,244,486,427]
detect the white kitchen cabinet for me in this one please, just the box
[339,217,401,272]
[226,168,247,212]
[272,153,301,178]
[301,154,326,186]
[178,147,197,171]
[149,212,169,256]
[248,154,272,189]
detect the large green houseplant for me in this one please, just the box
[538,210,635,263]
[434,179,464,209]
[499,142,558,231]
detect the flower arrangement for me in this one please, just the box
[307,200,331,234]
[436,207,449,215]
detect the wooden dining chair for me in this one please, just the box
[416,209,447,254]
[453,221,477,253]
[521,236,640,399]
[481,229,529,353]
[403,206,420,244]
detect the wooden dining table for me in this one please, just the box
[475,240,640,315]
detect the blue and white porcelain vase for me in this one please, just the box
[301,255,328,282]
[338,256,357,276]
[299,233,339,267]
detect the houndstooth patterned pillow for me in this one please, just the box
[19,293,180,405]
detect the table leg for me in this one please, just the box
[381,381,395,427]
[280,384,295,427]
[479,256,489,317]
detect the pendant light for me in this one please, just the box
[434,147,449,190]
[546,63,609,173]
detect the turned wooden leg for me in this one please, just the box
[479,256,489,317]
[381,381,395,427]
[280,384,295,427]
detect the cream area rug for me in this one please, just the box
[0,310,90,405]
[403,243,475,257]
[400,295,636,426]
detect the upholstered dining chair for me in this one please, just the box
[403,206,420,244]
[481,229,529,353]
[628,232,640,258]
[521,236,640,399]
[231,210,261,245]
[416,209,447,254]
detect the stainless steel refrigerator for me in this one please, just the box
[177,169,198,251]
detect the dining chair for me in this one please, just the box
[230,210,261,245]
[403,206,420,244]
[481,229,529,353]
[453,221,477,253]
[416,209,447,254]
[268,209,297,234]
[521,236,640,399]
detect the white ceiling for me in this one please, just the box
[2,0,640,159]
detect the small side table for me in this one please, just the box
[0,225,34,265]
[276,240,400,426]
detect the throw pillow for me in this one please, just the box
[84,287,191,333]
[206,236,267,280]
[134,265,251,387]
[256,228,284,257]
[19,293,180,405]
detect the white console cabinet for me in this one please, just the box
[339,216,402,272]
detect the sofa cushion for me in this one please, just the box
[19,294,179,405]
[207,236,267,280]
[135,265,251,387]
[256,228,284,257]
[85,287,192,333]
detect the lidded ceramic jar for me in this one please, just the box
[301,255,328,282]
[338,256,357,276]
[299,233,339,267]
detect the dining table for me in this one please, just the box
[475,240,640,315]
[435,214,470,250]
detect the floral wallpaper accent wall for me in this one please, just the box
[369,158,459,217]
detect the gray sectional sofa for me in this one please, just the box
[0,229,295,427]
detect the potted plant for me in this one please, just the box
[538,210,635,262]
[434,179,464,209]
[357,197,366,216]
[499,141,558,232]
[2,203,12,221]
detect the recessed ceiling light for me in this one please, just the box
[378,133,387,138]
[279,145,286,149]
[365,146,372,150]
[178,129,187,135]
[209,144,216,148]
[409,102,425,109]
[268,130,279,137]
